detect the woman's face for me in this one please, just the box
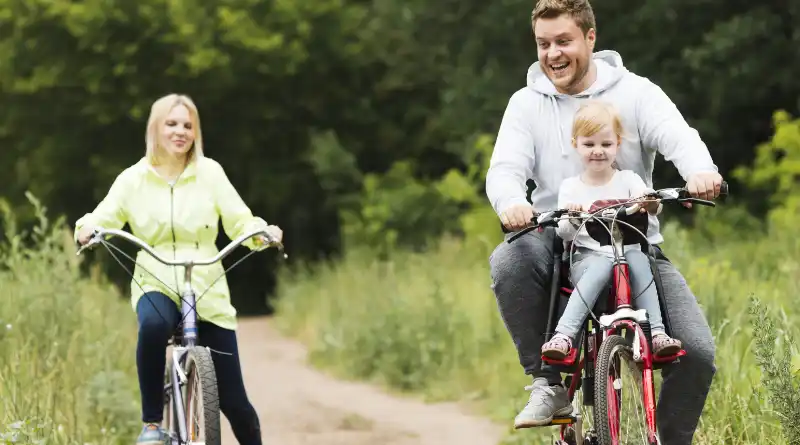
[159,104,195,158]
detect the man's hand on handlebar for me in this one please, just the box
[684,171,724,208]
[500,204,537,231]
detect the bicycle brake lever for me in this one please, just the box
[275,243,288,260]
[76,237,101,256]
[680,197,716,207]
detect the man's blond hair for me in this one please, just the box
[531,0,596,35]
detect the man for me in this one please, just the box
[485,0,723,443]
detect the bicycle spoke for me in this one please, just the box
[610,351,649,444]
[595,335,656,445]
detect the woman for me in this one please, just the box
[75,93,279,444]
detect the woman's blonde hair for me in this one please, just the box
[145,94,204,165]
[571,100,623,145]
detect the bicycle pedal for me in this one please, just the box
[550,415,578,425]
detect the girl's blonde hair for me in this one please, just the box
[145,94,205,165]
[571,100,623,145]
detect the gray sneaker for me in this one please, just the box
[136,423,167,445]
[513,377,573,429]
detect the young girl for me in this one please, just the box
[541,100,682,359]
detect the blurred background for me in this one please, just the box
[1,0,799,444]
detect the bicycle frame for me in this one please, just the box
[545,227,676,443]
[506,182,727,444]
[77,227,282,444]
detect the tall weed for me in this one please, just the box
[0,194,140,444]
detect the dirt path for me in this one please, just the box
[220,316,505,445]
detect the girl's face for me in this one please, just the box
[574,124,619,173]
[159,104,195,159]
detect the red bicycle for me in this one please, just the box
[506,181,728,445]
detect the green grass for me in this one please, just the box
[273,205,800,445]
[0,198,140,444]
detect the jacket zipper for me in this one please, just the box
[170,182,178,293]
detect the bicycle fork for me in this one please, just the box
[170,347,190,444]
[169,266,199,444]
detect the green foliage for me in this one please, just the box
[338,161,458,255]
[339,134,499,255]
[0,195,139,443]
[1,419,47,445]
[275,237,515,399]
[748,297,800,445]
[734,110,800,224]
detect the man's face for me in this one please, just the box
[534,14,595,94]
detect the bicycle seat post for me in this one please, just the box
[180,262,198,348]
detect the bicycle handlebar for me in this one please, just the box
[76,227,287,263]
[506,180,729,243]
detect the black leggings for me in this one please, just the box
[136,291,261,444]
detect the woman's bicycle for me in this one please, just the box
[77,227,285,445]
[506,181,728,445]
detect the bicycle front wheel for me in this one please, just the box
[184,346,221,444]
[593,334,657,445]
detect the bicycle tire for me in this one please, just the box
[184,346,221,444]
[593,334,656,445]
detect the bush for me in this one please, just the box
[0,194,140,444]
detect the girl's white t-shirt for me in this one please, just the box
[555,169,663,257]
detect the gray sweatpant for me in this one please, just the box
[489,227,716,445]
[557,247,665,339]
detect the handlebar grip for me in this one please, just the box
[719,180,728,198]
[499,213,540,235]
[507,225,537,243]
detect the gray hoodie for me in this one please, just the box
[485,50,718,235]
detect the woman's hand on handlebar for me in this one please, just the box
[77,226,98,245]
[256,224,284,247]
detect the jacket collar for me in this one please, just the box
[135,156,199,184]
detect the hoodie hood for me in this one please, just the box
[524,50,630,156]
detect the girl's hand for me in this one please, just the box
[638,199,661,214]
[565,203,583,212]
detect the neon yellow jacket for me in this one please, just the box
[74,156,268,331]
